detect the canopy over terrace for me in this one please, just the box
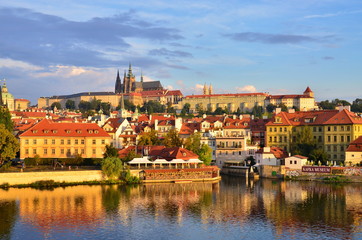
[127,157,152,168]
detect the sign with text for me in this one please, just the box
[302,166,331,173]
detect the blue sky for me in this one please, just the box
[1,0,361,104]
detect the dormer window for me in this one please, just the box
[77,130,82,133]
[244,123,248,126]
[32,130,38,133]
[275,117,281,123]
[66,130,71,133]
[88,130,93,133]
[94,130,99,134]
[52,130,57,133]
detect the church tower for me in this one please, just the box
[123,63,136,93]
[303,86,314,98]
[209,84,213,95]
[203,83,207,95]
[115,70,122,93]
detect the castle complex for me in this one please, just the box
[38,64,183,109]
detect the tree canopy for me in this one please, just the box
[291,126,316,157]
[65,99,76,110]
[184,132,212,165]
[163,128,183,147]
[103,144,119,158]
[0,124,19,163]
[101,157,123,179]
[138,130,161,146]
[0,106,13,132]
[50,102,61,110]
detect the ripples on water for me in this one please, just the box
[0,177,361,240]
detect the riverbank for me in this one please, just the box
[285,174,362,183]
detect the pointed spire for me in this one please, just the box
[128,62,133,77]
[0,82,3,106]
[115,69,122,93]
[140,70,144,83]
[209,83,213,95]
[203,83,207,95]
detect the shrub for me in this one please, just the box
[121,169,141,184]
[101,157,123,179]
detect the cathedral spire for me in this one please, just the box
[203,83,207,95]
[209,83,213,95]
[140,70,144,83]
[128,62,133,77]
[115,70,122,93]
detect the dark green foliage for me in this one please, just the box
[138,130,161,146]
[103,144,119,158]
[309,148,329,165]
[213,107,226,115]
[120,170,141,184]
[65,99,76,110]
[101,157,123,179]
[50,102,61,110]
[266,104,277,113]
[163,128,183,147]
[0,124,19,163]
[184,132,212,165]
[141,101,166,113]
[100,102,111,115]
[291,126,316,157]
[120,150,141,163]
[0,106,13,132]
[78,100,92,111]
[319,99,351,110]
[351,98,362,113]
[251,106,264,118]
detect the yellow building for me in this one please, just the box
[179,93,267,113]
[266,108,362,162]
[19,119,111,159]
[264,87,318,111]
[345,136,362,165]
[14,98,30,110]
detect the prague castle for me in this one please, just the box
[38,64,183,109]
[177,86,318,113]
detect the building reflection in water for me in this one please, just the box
[0,178,361,239]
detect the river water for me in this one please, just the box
[0,177,361,240]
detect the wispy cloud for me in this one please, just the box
[322,56,334,60]
[304,10,362,19]
[149,48,193,58]
[224,32,317,44]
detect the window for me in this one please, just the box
[313,127,316,132]
[341,136,344,142]
[327,126,331,131]
[333,146,337,151]
[33,139,37,144]
[25,139,29,144]
[274,136,277,142]
[274,128,277,132]
[279,127,282,132]
[327,136,331,142]
[61,149,64,154]
[67,139,71,145]
[52,139,55,144]
[101,139,105,144]
[81,139,85,144]
[347,136,351,142]
[33,149,37,154]
[327,146,331,151]
[294,161,297,164]
[61,139,64,145]
[341,126,344,131]
[290,160,293,164]
[334,136,337,142]
[347,126,350,131]
[284,127,287,132]
[52,149,55,155]
[81,149,85,154]
[334,126,337,131]
[270,128,273,132]
[269,137,272,142]
[92,140,96,145]
[340,146,344,151]
[75,139,78,145]
[92,149,96,154]
[25,149,29,154]
[44,149,47,155]
[318,136,322,142]
[75,149,78,154]
[44,139,48,144]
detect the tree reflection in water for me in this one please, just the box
[0,200,18,240]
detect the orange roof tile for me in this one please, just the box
[20,119,110,137]
[185,93,267,99]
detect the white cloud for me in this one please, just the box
[236,85,257,93]
[165,85,174,90]
[0,58,43,71]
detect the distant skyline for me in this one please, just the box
[1,0,361,104]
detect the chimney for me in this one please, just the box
[275,108,281,114]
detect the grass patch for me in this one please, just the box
[322,175,350,183]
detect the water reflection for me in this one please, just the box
[0,178,361,239]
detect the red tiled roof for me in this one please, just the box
[291,155,308,159]
[20,119,110,137]
[185,93,268,98]
[179,122,200,135]
[304,86,313,93]
[265,110,345,126]
[165,90,183,96]
[143,167,217,174]
[323,109,362,125]
[256,147,288,159]
[118,146,199,160]
[15,98,30,102]
[223,118,250,129]
[267,94,312,99]
[346,136,362,152]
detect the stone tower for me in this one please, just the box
[209,84,213,95]
[123,63,136,93]
[115,70,122,93]
[303,86,314,98]
[203,83,207,95]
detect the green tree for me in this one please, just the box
[65,99,76,110]
[309,148,329,165]
[266,104,277,113]
[100,102,111,115]
[90,98,102,111]
[50,102,61,110]
[213,107,225,115]
[182,103,191,114]
[138,130,160,146]
[278,103,288,112]
[78,100,92,112]
[141,101,166,113]
[0,124,20,163]
[103,144,119,158]
[0,106,14,132]
[185,132,212,165]
[290,126,316,157]
[251,106,263,118]
[120,150,141,163]
[163,128,183,147]
[351,98,362,113]
[101,157,123,179]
